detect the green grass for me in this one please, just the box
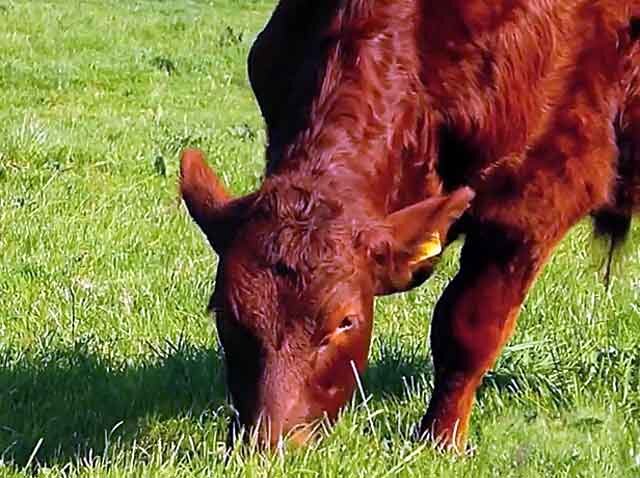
[1,1,639,476]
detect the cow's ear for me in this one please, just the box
[180,149,253,253]
[372,187,474,294]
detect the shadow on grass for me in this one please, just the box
[1,337,434,467]
[363,340,567,408]
[0,341,226,467]
[363,340,433,402]
[3,335,571,467]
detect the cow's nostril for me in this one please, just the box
[631,17,640,40]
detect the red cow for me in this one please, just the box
[180,0,640,450]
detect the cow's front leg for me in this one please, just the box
[418,226,557,451]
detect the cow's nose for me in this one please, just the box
[255,419,316,449]
[286,422,317,447]
[252,412,284,448]
[252,400,316,449]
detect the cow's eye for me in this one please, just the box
[317,314,358,349]
[338,316,356,331]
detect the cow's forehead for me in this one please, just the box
[219,231,362,336]
[224,243,358,306]
[240,211,358,272]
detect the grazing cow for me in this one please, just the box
[180,0,640,450]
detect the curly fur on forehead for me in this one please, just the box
[254,175,344,225]
[247,176,361,282]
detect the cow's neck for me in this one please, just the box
[265,0,442,216]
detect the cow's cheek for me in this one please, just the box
[312,357,355,418]
[309,331,372,418]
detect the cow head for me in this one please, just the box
[180,149,473,447]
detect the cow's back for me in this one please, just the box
[250,0,640,214]
[422,0,636,188]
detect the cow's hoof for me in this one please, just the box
[412,419,471,455]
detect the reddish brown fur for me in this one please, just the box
[181,0,640,450]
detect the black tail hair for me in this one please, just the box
[592,209,632,287]
[594,103,640,287]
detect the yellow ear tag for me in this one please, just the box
[409,232,442,266]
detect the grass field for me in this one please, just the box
[1,1,640,476]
